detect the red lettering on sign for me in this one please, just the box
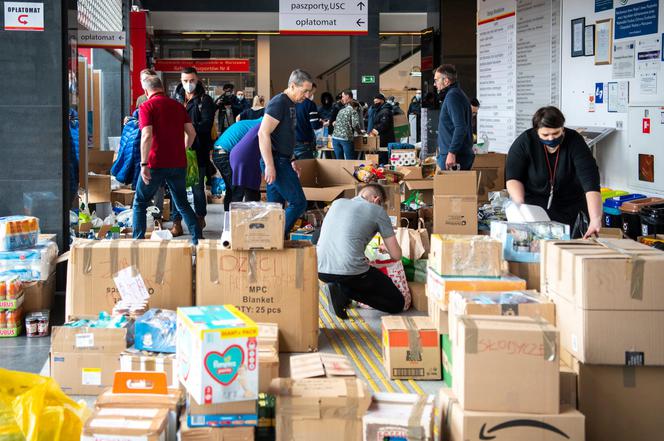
[154,59,250,73]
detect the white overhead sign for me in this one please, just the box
[279,0,368,35]
[4,2,44,31]
[78,30,127,49]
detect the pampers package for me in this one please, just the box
[177,305,259,405]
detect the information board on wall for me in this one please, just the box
[279,0,368,35]
[477,0,517,153]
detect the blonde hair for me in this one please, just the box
[253,95,265,107]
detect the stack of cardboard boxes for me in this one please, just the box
[541,239,664,441]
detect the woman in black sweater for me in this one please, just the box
[505,106,602,238]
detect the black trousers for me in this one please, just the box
[319,267,405,314]
[212,150,233,211]
[231,185,261,203]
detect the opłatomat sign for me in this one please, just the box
[279,0,368,35]
[4,2,44,31]
[78,31,127,49]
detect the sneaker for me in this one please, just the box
[327,282,349,320]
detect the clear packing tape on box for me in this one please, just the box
[0,368,90,440]
[436,235,502,277]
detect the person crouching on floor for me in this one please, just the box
[316,184,404,319]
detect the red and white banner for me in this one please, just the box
[154,59,251,73]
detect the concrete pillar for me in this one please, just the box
[350,0,379,103]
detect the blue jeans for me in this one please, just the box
[332,138,355,160]
[171,165,207,222]
[293,141,316,160]
[260,155,307,234]
[133,168,201,243]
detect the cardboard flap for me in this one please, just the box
[302,185,355,202]
[112,371,169,395]
[290,353,356,379]
[405,179,434,191]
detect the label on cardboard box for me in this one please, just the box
[76,333,95,348]
[82,368,102,386]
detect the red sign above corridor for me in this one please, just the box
[154,59,251,73]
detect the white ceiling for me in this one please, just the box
[148,11,428,33]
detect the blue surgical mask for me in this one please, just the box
[540,134,563,147]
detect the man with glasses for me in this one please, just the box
[434,64,475,170]
[316,184,405,319]
[258,68,312,234]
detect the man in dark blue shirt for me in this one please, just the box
[258,69,313,234]
[294,82,321,159]
[434,64,474,170]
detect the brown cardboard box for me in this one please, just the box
[82,408,168,441]
[572,361,664,441]
[88,150,115,174]
[408,281,427,312]
[548,289,664,365]
[88,174,112,203]
[427,294,449,335]
[429,234,502,278]
[541,239,664,310]
[437,388,585,441]
[188,395,257,421]
[433,195,478,235]
[353,135,380,151]
[259,349,279,394]
[560,364,577,409]
[111,189,135,206]
[50,324,126,395]
[65,240,194,319]
[398,166,424,180]
[180,416,255,441]
[471,153,506,202]
[230,203,284,250]
[290,353,355,379]
[296,159,365,202]
[22,272,55,313]
[363,393,435,441]
[270,377,371,441]
[120,351,177,388]
[433,171,478,196]
[508,261,540,290]
[452,316,559,414]
[599,227,624,238]
[382,315,441,380]
[426,268,526,308]
[196,241,319,352]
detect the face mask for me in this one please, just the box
[183,82,196,94]
[540,134,564,147]
[415,94,421,100]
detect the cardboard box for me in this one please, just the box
[409,281,427,312]
[448,290,556,340]
[437,388,585,441]
[600,227,624,239]
[65,240,194,319]
[230,202,284,250]
[507,261,540,290]
[111,189,135,206]
[257,322,279,353]
[259,349,279,394]
[177,305,259,405]
[120,350,177,388]
[398,166,424,180]
[50,324,127,395]
[187,396,257,427]
[541,239,664,311]
[560,364,577,409]
[88,174,112,204]
[356,182,401,226]
[196,241,319,353]
[393,114,410,138]
[290,353,355,379]
[433,195,478,235]
[573,361,664,441]
[180,416,255,441]
[82,408,168,441]
[297,159,365,202]
[353,135,380,151]
[88,150,115,174]
[471,153,506,202]
[490,221,570,263]
[403,180,434,206]
[452,316,559,414]
[426,268,526,307]
[363,393,434,441]
[427,295,448,335]
[382,315,441,380]
[270,377,371,441]
[433,171,478,196]
[22,271,55,313]
[548,289,664,365]
[428,234,502,278]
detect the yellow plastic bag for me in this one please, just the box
[0,368,90,441]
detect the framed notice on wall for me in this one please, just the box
[585,25,595,56]
[572,17,585,57]
[595,18,613,65]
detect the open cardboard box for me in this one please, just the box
[296,159,365,202]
